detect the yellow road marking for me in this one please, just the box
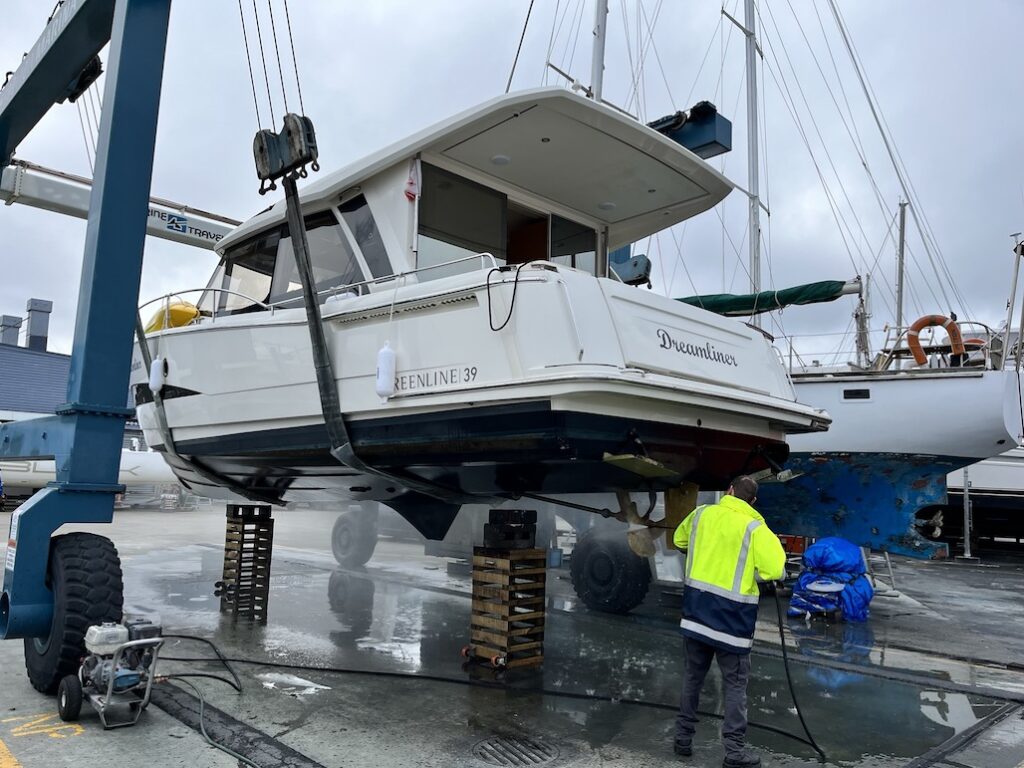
[0,735,22,768]
[1,713,82,739]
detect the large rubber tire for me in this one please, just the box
[24,533,123,694]
[331,509,379,568]
[570,529,651,614]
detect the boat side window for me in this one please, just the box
[339,195,392,280]
[550,214,597,275]
[843,388,871,400]
[220,228,279,314]
[418,163,507,279]
[271,210,364,305]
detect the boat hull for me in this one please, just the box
[757,452,967,558]
[757,368,1023,558]
[156,399,788,506]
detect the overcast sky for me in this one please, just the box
[2,1,1022,364]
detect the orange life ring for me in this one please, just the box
[906,314,965,365]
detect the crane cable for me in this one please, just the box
[238,0,308,131]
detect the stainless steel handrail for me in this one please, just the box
[139,252,501,322]
[320,251,499,300]
[138,288,273,314]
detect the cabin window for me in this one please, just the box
[220,229,278,313]
[550,214,597,274]
[418,163,506,277]
[271,211,364,305]
[339,195,391,279]
[843,388,871,400]
[213,211,367,315]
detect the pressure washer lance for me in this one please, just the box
[56,618,164,729]
[771,582,827,762]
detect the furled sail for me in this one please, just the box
[677,279,860,317]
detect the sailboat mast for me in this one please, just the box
[895,199,908,333]
[744,0,762,325]
[590,0,609,102]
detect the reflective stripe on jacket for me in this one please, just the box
[672,495,786,654]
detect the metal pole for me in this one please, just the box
[590,0,609,102]
[744,0,761,325]
[895,200,908,369]
[962,467,972,559]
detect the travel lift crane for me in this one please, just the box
[0,0,172,701]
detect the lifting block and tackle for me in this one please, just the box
[463,510,546,669]
[215,504,274,623]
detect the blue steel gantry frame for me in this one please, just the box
[0,0,171,639]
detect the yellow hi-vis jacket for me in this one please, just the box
[673,495,786,653]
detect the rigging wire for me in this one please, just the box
[506,0,536,94]
[826,0,971,318]
[265,0,289,113]
[250,0,277,128]
[237,0,264,130]
[563,0,588,80]
[778,0,931,321]
[759,3,879,272]
[282,0,306,115]
[542,0,568,84]
[74,102,94,175]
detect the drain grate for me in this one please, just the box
[473,736,558,766]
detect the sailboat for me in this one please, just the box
[669,1,1023,558]
[130,87,829,540]
[680,279,1023,557]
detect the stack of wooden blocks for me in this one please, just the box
[467,510,546,669]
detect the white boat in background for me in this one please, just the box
[942,446,1024,546]
[131,88,829,540]
[0,448,176,499]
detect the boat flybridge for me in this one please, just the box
[132,88,829,540]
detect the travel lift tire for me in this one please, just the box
[331,505,379,568]
[24,533,124,694]
[570,528,652,614]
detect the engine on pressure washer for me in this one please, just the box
[81,619,160,693]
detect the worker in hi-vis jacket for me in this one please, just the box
[671,475,786,768]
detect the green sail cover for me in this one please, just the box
[677,280,850,317]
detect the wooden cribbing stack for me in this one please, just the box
[464,510,546,669]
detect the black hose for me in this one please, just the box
[163,677,259,768]
[773,588,827,762]
[162,634,242,692]
[162,652,823,751]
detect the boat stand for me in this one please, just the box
[216,504,275,623]
[463,510,546,670]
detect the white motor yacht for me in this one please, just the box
[132,88,829,538]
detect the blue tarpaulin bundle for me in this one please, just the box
[787,537,874,622]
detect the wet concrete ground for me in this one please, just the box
[1,506,1023,767]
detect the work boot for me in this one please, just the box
[673,740,693,757]
[722,748,761,767]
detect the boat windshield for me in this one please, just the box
[199,210,368,315]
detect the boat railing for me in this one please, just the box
[139,288,276,326]
[317,252,501,302]
[874,320,999,371]
[139,252,502,326]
